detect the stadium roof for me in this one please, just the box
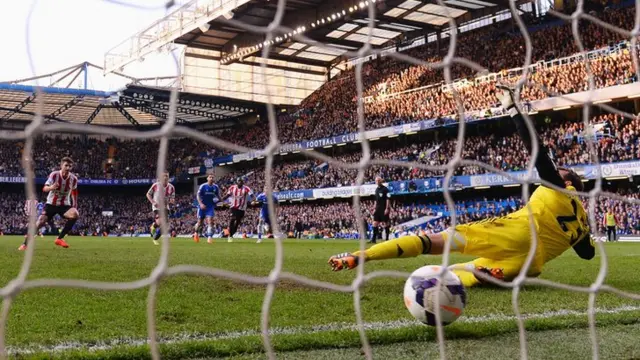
[120,84,265,124]
[172,0,530,69]
[0,63,266,128]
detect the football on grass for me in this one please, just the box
[403,265,467,326]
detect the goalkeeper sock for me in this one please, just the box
[353,234,432,261]
[154,227,162,241]
[58,218,77,239]
[385,226,390,240]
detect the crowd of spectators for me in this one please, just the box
[202,5,638,152]
[1,110,638,194]
[593,189,640,236]
[0,191,194,237]
[1,189,637,239]
[0,136,208,179]
[213,112,640,191]
[0,6,637,184]
[0,3,639,241]
[364,49,638,122]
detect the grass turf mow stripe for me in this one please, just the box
[7,305,640,355]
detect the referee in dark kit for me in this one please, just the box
[370,176,391,244]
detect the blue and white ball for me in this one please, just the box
[403,265,467,326]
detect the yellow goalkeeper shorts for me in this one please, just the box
[443,215,546,287]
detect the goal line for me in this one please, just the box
[6,305,640,356]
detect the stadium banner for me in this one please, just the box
[312,184,378,199]
[274,189,313,201]
[0,177,171,186]
[467,160,640,187]
[597,161,640,178]
[206,156,232,167]
[271,177,471,200]
[469,171,536,187]
[187,166,203,174]
[269,160,640,200]
[227,118,440,163]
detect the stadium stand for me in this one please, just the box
[1,0,639,241]
[2,187,637,238]
[0,5,635,184]
[184,4,639,153]
[2,108,634,190]
[212,112,640,191]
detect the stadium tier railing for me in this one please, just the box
[474,40,633,85]
[210,83,640,166]
[203,41,639,167]
[367,40,634,102]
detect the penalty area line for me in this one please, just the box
[6,305,640,355]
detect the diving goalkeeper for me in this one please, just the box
[328,86,595,287]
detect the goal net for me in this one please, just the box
[2,0,640,359]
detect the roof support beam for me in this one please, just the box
[85,104,104,124]
[187,42,341,69]
[0,93,36,125]
[45,95,85,124]
[186,50,327,76]
[113,101,140,127]
[303,35,363,50]
[261,53,332,68]
[0,106,68,123]
[376,15,443,33]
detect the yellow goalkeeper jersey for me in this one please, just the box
[510,185,590,262]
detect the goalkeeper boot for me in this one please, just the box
[328,252,359,271]
[474,266,505,284]
[18,244,27,251]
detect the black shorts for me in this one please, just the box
[231,208,245,221]
[44,204,72,219]
[373,209,388,222]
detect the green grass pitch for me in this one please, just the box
[1,236,640,359]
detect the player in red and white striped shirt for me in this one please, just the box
[146,171,176,245]
[220,178,254,242]
[19,157,79,250]
[23,199,45,239]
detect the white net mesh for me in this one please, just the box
[2,0,640,359]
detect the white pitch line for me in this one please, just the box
[6,305,640,355]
